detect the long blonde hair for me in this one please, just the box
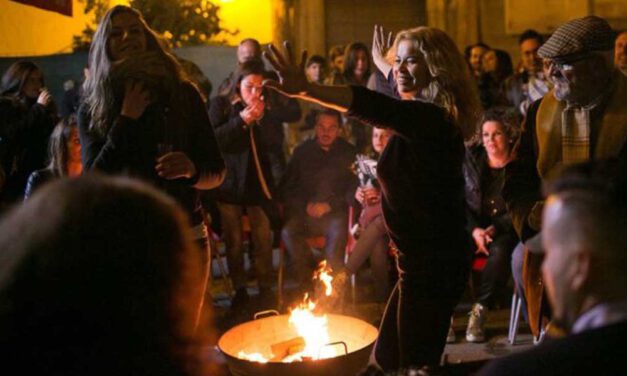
[392,27,481,141]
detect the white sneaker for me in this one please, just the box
[466,303,486,343]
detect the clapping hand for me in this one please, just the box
[263,42,310,98]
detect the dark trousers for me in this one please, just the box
[217,202,274,290]
[476,233,518,307]
[281,211,348,286]
[373,245,469,370]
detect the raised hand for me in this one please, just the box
[372,24,394,76]
[263,42,310,98]
[121,81,151,120]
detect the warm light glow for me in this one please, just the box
[284,295,338,362]
[213,0,274,45]
[237,351,269,363]
[314,260,334,297]
[236,259,342,363]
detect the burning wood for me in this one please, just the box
[236,260,344,363]
[269,337,306,361]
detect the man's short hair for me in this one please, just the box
[519,29,543,45]
[239,38,261,49]
[544,160,627,282]
[306,55,327,68]
[314,108,342,127]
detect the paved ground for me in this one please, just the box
[206,249,534,375]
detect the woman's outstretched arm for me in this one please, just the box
[263,42,354,112]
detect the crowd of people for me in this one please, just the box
[0,4,626,374]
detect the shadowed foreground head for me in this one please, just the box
[0,175,209,375]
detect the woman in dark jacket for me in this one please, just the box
[78,6,225,230]
[265,24,481,370]
[24,114,83,199]
[0,61,57,204]
[209,60,298,312]
[461,108,521,343]
[78,7,225,319]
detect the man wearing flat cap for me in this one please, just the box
[502,16,627,339]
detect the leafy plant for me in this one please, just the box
[73,0,235,52]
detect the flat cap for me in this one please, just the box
[538,16,616,61]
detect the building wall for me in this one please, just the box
[0,0,94,57]
[325,0,426,53]
[0,0,274,57]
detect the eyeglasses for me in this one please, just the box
[543,54,590,75]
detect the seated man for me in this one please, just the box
[281,109,357,292]
[479,160,627,375]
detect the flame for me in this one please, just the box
[285,295,333,361]
[314,260,334,297]
[237,260,341,363]
[237,351,269,363]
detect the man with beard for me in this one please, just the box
[281,108,357,295]
[504,29,551,115]
[479,161,627,375]
[502,16,627,340]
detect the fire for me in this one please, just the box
[237,351,269,363]
[237,260,341,363]
[284,295,334,361]
[314,260,334,297]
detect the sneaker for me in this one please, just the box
[466,303,486,343]
[446,320,456,343]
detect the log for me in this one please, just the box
[270,336,305,361]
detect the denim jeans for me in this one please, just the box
[281,211,348,286]
[217,202,274,290]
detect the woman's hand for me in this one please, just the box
[239,98,265,125]
[37,89,52,107]
[363,187,381,205]
[263,42,310,98]
[121,82,151,120]
[372,24,393,77]
[355,187,365,204]
[155,151,197,180]
[472,227,493,256]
